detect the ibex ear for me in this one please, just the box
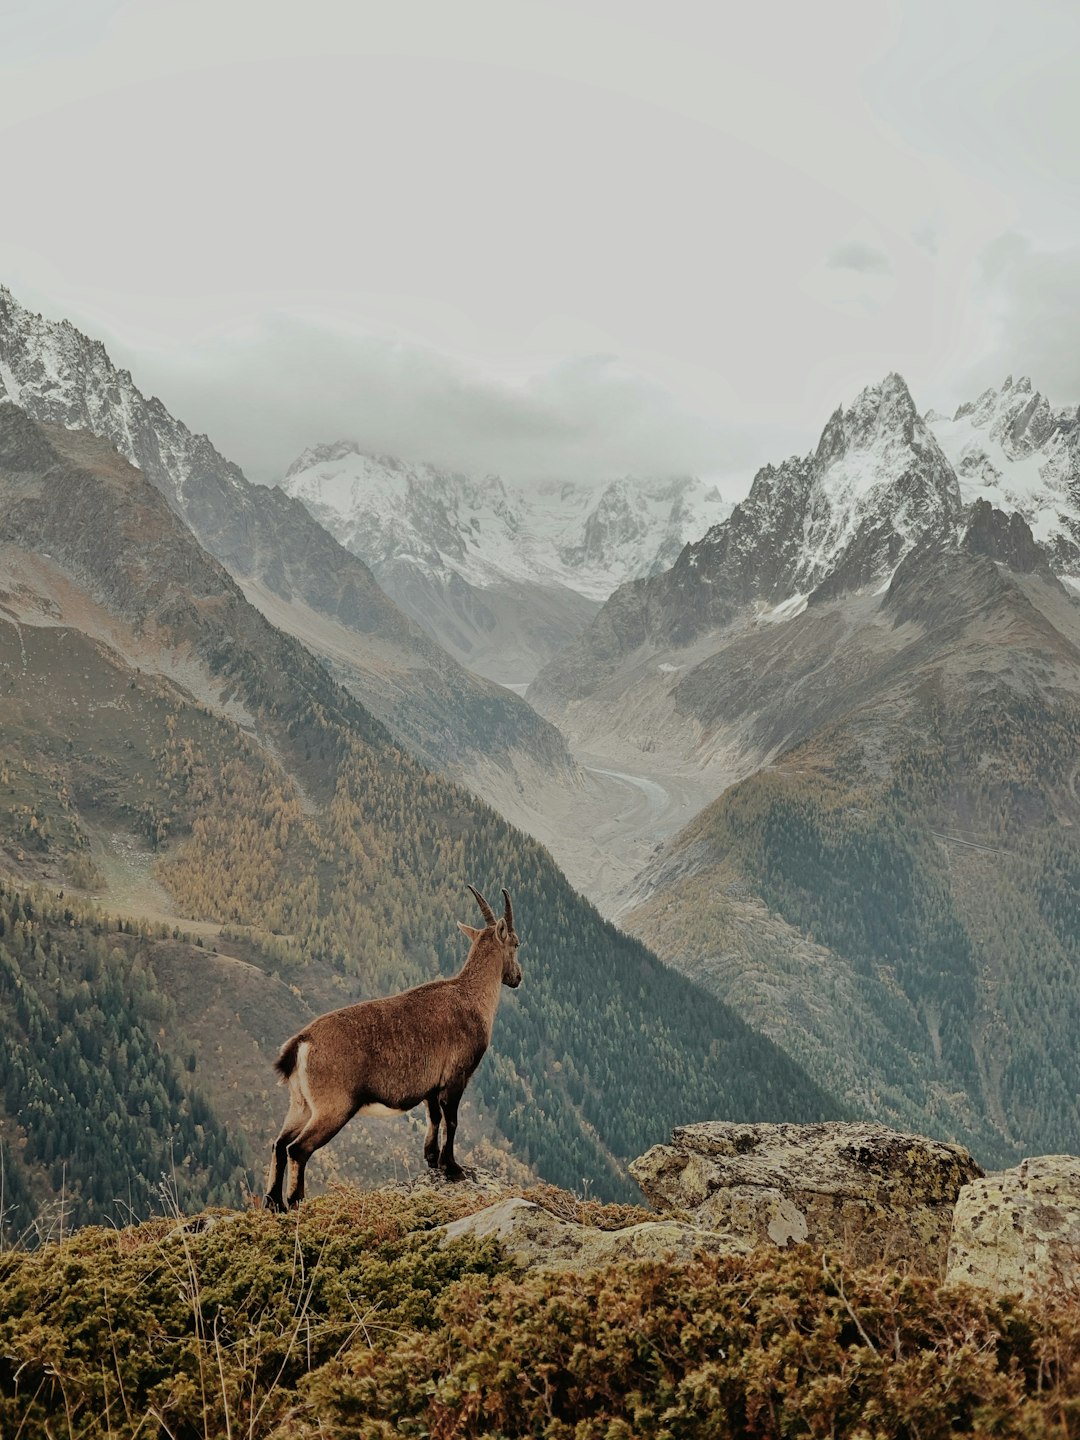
[457,922,484,942]
[495,918,509,942]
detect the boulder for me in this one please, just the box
[380,1166,510,1200]
[946,1156,1080,1299]
[630,1121,982,1274]
[437,1197,747,1272]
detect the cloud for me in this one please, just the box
[959,233,1080,405]
[825,240,894,275]
[117,317,772,492]
[911,212,943,256]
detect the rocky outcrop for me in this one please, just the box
[946,1156,1080,1299]
[630,1121,982,1274]
[962,498,1056,576]
[410,1137,1080,1299]
[437,1196,747,1271]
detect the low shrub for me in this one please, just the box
[1,1185,1077,1439]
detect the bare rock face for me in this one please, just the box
[438,1197,747,1272]
[630,1121,982,1274]
[946,1156,1080,1298]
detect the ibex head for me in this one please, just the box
[459,884,522,988]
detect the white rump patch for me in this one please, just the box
[294,1040,313,1105]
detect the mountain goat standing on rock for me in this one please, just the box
[264,884,522,1210]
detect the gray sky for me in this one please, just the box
[2,0,1078,490]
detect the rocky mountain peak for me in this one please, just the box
[930,375,1080,576]
[962,498,1055,575]
[0,286,250,517]
[815,371,919,461]
[532,375,969,699]
[790,372,959,596]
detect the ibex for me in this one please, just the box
[264,884,522,1210]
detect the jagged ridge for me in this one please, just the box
[0,287,567,773]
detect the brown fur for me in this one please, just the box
[264,885,522,1209]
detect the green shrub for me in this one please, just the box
[2,1187,1078,1439]
[290,1248,1080,1440]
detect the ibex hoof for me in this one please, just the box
[442,1163,466,1182]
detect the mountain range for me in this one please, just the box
[0,287,568,789]
[525,369,1080,1168]
[280,442,728,685]
[0,390,833,1227]
[3,275,1079,1225]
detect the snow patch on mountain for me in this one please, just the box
[282,442,730,602]
[928,375,1080,570]
[757,592,809,624]
[0,286,248,520]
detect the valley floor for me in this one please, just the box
[473,717,723,920]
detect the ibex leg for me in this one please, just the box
[265,1095,309,1212]
[284,1105,352,1208]
[438,1083,465,1181]
[423,1091,442,1168]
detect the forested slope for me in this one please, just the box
[629,526,1080,1167]
[0,406,838,1217]
[0,884,248,1240]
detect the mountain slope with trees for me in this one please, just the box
[627,512,1080,1167]
[0,286,568,783]
[0,883,250,1241]
[0,403,837,1218]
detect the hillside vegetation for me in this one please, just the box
[1,1185,1078,1439]
[0,883,249,1239]
[632,634,1080,1167]
[0,407,837,1220]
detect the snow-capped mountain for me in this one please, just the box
[280,441,729,682]
[0,287,247,521]
[282,442,727,599]
[928,374,1080,575]
[534,372,961,688]
[0,286,569,775]
[528,369,1080,779]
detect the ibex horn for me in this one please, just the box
[502,887,514,932]
[467,884,496,925]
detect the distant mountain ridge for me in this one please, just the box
[0,400,837,1214]
[280,441,729,684]
[530,372,1079,722]
[928,373,1080,576]
[282,440,727,599]
[0,286,568,778]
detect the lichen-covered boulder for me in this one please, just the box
[437,1197,747,1272]
[946,1156,1080,1298]
[630,1121,982,1274]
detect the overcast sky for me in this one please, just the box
[2,0,1078,491]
